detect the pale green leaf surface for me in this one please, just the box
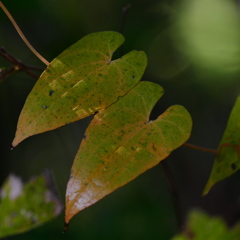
[12,31,147,146]
[0,172,62,238]
[203,96,240,195]
[172,210,240,240]
[65,81,192,224]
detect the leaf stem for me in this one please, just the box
[183,143,218,154]
[161,161,182,229]
[0,1,49,66]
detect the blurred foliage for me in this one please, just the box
[0,172,62,238]
[0,0,240,239]
[173,0,240,73]
[172,210,240,240]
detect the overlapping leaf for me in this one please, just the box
[0,172,62,238]
[172,210,240,240]
[65,81,192,224]
[203,96,240,195]
[12,31,147,147]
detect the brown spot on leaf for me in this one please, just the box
[152,143,157,151]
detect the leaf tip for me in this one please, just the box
[202,179,214,196]
[11,138,19,148]
[11,133,26,148]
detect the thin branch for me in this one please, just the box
[160,161,183,229]
[0,1,49,66]
[0,66,18,83]
[0,47,44,71]
[183,143,218,155]
[0,47,42,80]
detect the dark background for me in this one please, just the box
[1,0,240,239]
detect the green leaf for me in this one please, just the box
[203,96,240,195]
[12,31,147,147]
[0,171,62,238]
[171,210,240,240]
[65,81,192,224]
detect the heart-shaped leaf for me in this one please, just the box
[203,96,240,195]
[0,171,62,238]
[12,31,147,147]
[65,81,192,224]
